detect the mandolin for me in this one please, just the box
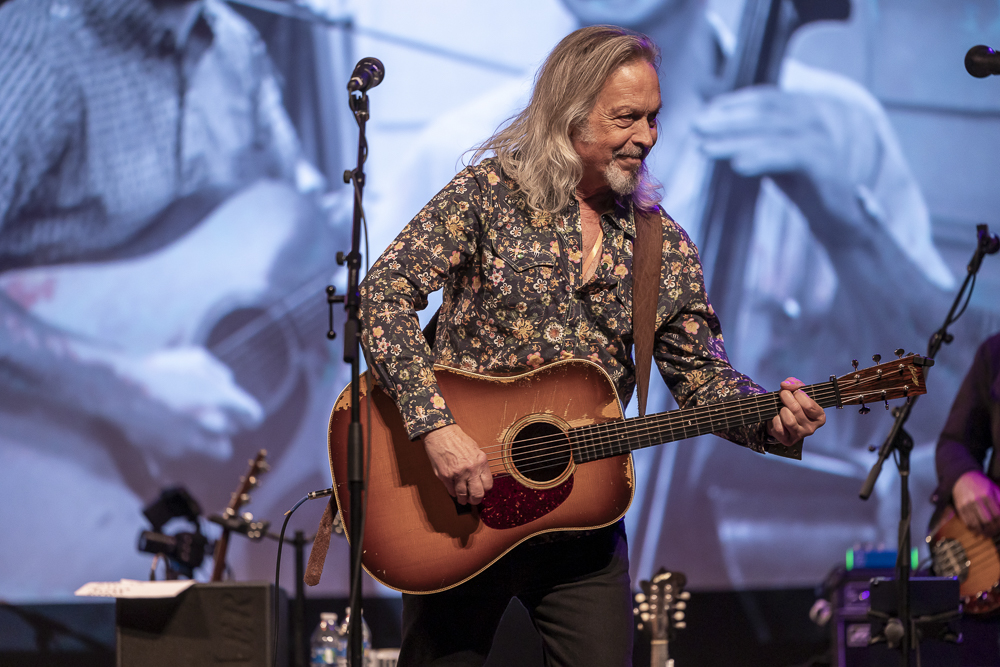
[634,568,690,667]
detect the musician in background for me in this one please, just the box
[360,25,826,665]
[0,0,334,597]
[932,332,1000,665]
[934,333,1000,539]
[382,0,960,586]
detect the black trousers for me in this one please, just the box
[397,521,633,667]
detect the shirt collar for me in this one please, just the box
[604,198,636,238]
[81,0,213,55]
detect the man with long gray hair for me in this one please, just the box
[360,25,826,665]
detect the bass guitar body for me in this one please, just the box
[326,359,634,594]
[929,508,1000,614]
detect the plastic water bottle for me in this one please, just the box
[337,608,372,667]
[310,612,345,665]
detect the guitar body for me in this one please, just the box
[327,359,634,594]
[929,508,1000,614]
[329,353,930,594]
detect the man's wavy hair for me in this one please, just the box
[471,25,662,214]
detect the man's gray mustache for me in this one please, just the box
[613,147,646,159]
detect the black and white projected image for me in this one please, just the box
[1,0,999,601]
[0,0,350,599]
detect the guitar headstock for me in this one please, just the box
[224,449,269,517]
[210,450,270,581]
[634,567,689,640]
[834,351,933,413]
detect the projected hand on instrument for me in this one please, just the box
[953,470,1000,536]
[97,345,264,460]
[695,85,881,248]
[422,423,494,505]
[766,377,826,448]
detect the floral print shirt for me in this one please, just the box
[359,158,772,453]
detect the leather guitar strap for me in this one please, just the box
[632,206,664,418]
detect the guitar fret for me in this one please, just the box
[572,381,840,463]
[569,377,893,465]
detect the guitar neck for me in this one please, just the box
[571,380,839,463]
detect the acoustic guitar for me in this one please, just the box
[327,352,931,594]
[928,508,1000,614]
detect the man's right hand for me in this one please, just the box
[953,470,1000,536]
[104,346,264,460]
[421,424,493,505]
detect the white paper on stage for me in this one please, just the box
[74,579,196,598]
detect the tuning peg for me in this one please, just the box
[882,390,889,410]
[859,398,870,415]
[872,354,881,365]
[240,492,251,504]
[258,461,271,473]
[675,601,687,611]
[634,593,646,604]
[894,348,905,359]
[680,591,691,600]
[852,359,859,371]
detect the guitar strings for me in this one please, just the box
[937,531,1000,568]
[482,367,906,461]
[480,386,817,475]
[468,378,888,478]
[479,380,868,476]
[480,364,919,479]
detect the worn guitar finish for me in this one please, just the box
[929,508,1000,614]
[328,354,930,594]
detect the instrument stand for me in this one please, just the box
[859,224,999,666]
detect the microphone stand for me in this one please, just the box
[859,223,999,666]
[335,85,371,667]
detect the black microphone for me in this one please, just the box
[965,45,1000,78]
[978,223,1000,254]
[347,57,385,93]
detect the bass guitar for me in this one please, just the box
[327,353,931,594]
[928,508,1000,614]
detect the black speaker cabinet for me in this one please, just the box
[116,582,287,667]
[833,574,959,667]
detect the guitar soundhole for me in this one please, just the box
[510,421,571,483]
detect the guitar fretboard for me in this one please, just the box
[570,381,839,464]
